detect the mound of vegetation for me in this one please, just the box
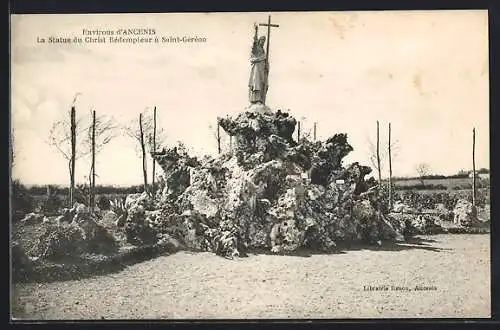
[394,189,489,211]
[30,208,118,261]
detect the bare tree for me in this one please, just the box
[415,163,431,186]
[296,116,314,143]
[84,109,117,211]
[140,113,148,194]
[70,104,76,205]
[367,132,400,180]
[217,121,221,154]
[125,107,166,194]
[388,122,393,210]
[209,121,230,154]
[376,121,381,186]
[152,107,157,188]
[144,107,166,192]
[472,127,476,206]
[125,113,149,194]
[297,121,301,142]
[10,127,14,170]
[47,94,87,206]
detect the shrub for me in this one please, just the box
[11,180,34,217]
[97,195,111,210]
[34,216,119,260]
[12,242,34,282]
[74,184,91,206]
[40,192,64,213]
[75,215,119,254]
[34,223,87,260]
[377,183,391,214]
[124,220,157,245]
[394,189,489,211]
[451,179,490,190]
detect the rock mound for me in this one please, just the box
[453,199,478,227]
[148,108,403,257]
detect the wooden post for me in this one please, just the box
[152,106,157,191]
[388,122,393,211]
[376,121,382,186]
[139,113,148,194]
[70,105,76,206]
[10,129,14,169]
[297,121,301,142]
[313,122,317,141]
[217,121,221,154]
[91,110,96,211]
[472,128,476,206]
[88,172,92,206]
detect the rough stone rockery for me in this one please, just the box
[146,108,404,258]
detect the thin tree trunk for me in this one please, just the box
[152,106,157,192]
[88,169,92,206]
[376,120,381,186]
[229,135,233,152]
[139,113,148,194]
[297,121,301,142]
[388,122,393,211]
[70,106,76,206]
[313,122,317,141]
[67,160,72,205]
[472,127,476,206]
[10,132,14,170]
[216,121,221,154]
[91,110,96,211]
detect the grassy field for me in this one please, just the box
[393,177,490,190]
[12,234,490,319]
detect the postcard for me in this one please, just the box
[10,11,490,319]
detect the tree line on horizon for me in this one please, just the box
[14,166,490,198]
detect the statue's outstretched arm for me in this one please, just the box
[250,23,259,57]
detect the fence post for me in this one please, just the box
[388,122,393,211]
[472,128,476,206]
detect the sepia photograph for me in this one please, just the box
[10,10,490,319]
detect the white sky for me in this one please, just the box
[10,10,489,186]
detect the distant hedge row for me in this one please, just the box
[20,184,145,196]
[394,184,448,191]
[394,189,490,210]
[393,181,490,191]
[392,169,489,181]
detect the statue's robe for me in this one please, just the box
[248,43,268,104]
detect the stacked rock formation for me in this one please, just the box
[151,109,403,257]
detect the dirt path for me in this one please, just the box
[12,234,490,319]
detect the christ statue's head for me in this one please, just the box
[259,36,266,46]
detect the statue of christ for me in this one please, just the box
[248,23,269,105]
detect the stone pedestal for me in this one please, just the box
[218,107,297,156]
[245,103,273,114]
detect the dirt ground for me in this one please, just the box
[12,234,490,320]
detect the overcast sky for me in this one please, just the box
[11,10,489,186]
